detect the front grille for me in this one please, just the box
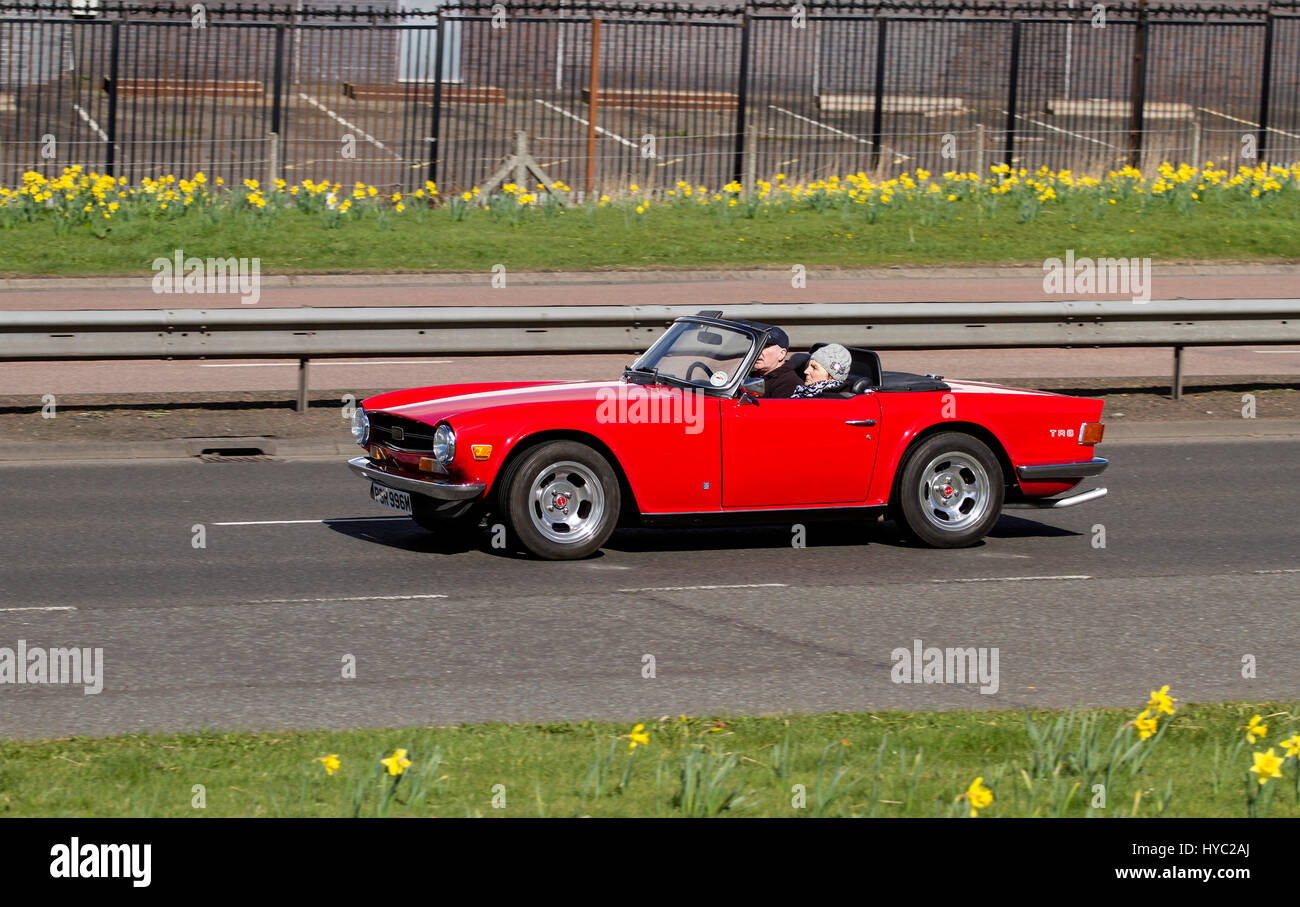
[369,413,437,453]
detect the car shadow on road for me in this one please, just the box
[323,517,491,555]
[988,515,1080,539]
[322,513,1077,557]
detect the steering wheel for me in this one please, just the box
[684,361,716,384]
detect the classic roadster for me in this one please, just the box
[348,314,1107,559]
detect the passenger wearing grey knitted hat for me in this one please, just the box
[792,342,852,398]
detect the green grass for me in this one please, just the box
[1,196,1298,277]
[4,701,1297,817]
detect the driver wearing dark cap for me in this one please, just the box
[743,322,800,398]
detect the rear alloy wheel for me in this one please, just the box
[501,441,621,560]
[893,432,1004,548]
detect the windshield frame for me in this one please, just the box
[629,316,766,398]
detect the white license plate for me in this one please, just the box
[370,482,413,515]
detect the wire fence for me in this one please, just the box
[1,0,1297,194]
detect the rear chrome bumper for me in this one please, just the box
[1016,457,1108,482]
[347,457,485,501]
[1004,486,1108,509]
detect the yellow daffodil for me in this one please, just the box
[626,723,650,752]
[315,754,341,775]
[1250,748,1283,785]
[966,776,993,816]
[1280,734,1300,759]
[1245,715,1268,744]
[1133,709,1158,741]
[1147,685,1177,717]
[381,748,412,776]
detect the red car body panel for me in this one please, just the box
[359,374,1104,514]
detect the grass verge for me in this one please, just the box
[4,701,1297,817]
[1,198,1298,277]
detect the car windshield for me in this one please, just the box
[629,321,757,389]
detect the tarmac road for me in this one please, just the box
[0,435,1296,738]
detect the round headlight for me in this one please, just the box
[351,407,370,447]
[432,422,456,464]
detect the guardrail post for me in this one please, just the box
[1172,345,1184,401]
[297,358,310,413]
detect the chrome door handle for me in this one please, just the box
[844,419,877,427]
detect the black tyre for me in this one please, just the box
[498,441,621,560]
[892,432,1004,548]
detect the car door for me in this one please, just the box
[719,392,882,507]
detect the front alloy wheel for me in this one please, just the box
[499,441,621,559]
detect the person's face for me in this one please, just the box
[805,360,831,384]
[753,343,785,375]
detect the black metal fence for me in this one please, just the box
[1,0,1298,195]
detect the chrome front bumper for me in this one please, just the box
[347,456,485,502]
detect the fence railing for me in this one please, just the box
[1,1,1298,193]
[2,298,1296,407]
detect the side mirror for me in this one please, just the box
[740,377,765,403]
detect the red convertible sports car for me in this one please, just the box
[348,314,1107,559]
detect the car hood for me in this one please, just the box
[364,379,635,424]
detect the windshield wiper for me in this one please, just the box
[623,365,660,386]
[623,366,702,390]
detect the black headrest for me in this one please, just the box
[809,344,883,387]
[787,351,810,378]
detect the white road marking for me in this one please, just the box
[769,104,912,161]
[534,99,646,154]
[199,360,453,368]
[931,574,1092,583]
[250,594,448,603]
[1254,568,1300,574]
[618,583,788,592]
[215,517,409,526]
[298,92,403,160]
[1253,350,1300,354]
[72,104,109,142]
[0,606,77,612]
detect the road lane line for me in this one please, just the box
[1254,568,1300,574]
[931,574,1092,583]
[0,606,77,612]
[215,518,409,526]
[617,583,788,592]
[250,594,448,603]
